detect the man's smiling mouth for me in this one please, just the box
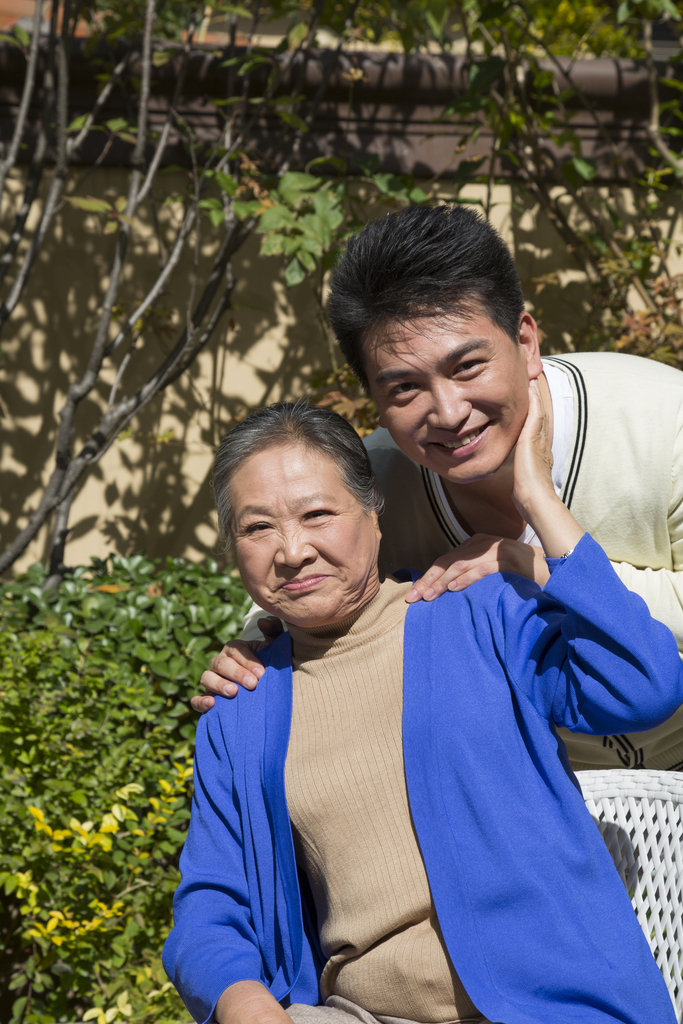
[435,424,487,450]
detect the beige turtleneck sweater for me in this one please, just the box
[285,577,482,1024]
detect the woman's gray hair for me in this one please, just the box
[213,401,384,546]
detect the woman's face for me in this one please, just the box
[230,443,382,628]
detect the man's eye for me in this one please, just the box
[456,360,481,374]
[390,381,418,396]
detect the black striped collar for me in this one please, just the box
[419,356,589,548]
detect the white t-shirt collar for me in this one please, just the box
[430,359,575,547]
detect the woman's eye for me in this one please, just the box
[245,522,271,534]
[305,509,332,521]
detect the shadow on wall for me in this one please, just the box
[0,167,329,573]
[3,175,679,573]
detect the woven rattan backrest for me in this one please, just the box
[577,769,683,1021]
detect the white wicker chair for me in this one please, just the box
[577,769,683,1020]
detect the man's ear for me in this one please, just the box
[519,313,543,380]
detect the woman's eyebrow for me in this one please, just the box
[237,494,332,519]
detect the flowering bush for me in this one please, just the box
[0,555,250,1024]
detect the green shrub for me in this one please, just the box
[0,555,250,1024]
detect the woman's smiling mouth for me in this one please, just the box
[280,574,330,592]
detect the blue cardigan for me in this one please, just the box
[163,536,683,1024]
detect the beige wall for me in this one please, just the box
[2,169,681,574]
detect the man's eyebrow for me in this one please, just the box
[373,339,491,387]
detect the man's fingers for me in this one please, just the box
[418,563,471,601]
[203,656,260,693]
[406,564,452,602]
[209,642,265,686]
[447,562,497,591]
[191,693,219,713]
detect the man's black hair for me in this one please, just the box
[326,204,525,391]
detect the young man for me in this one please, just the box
[197,204,683,773]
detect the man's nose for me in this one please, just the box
[428,382,471,427]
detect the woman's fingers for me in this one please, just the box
[190,692,218,713]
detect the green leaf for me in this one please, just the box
[306,155,347,175]
[68,114,89,132]
[218,4,252,18]
[14,24,30,47]
[275,110,309,132]
[105,117,129,133]
[209,208,226,227]
[469,57,506,93]
[312,190,344,232]
[425,3,449,41]
[63,196,113,213]
[285,257,306,286]
[277,171,322,205]
[0,32,22,47]
[572,155,597,181]
[260,233,285,256]
[215,171,239,196]
[372,173,406,196]
[233,199,263,220]
[452,157,486,185]
[297,248,317,272]
[354,154,380,176]
[287,21,309,50]
[479,1,511,18]
[152,50,173,67]
[409,188,430,204]
[239,54,273,76]
[616,0,631,21]
[257,204,297,233]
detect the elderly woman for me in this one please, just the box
[163,391,682,1024]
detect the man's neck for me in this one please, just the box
[440,371,554,541]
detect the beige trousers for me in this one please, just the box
[286,995,490,1024]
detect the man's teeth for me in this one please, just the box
[440,427,485,450]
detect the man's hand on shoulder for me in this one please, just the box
[191,617,283,713]
[405,534,550,603]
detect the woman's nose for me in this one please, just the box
[275,529,314,567]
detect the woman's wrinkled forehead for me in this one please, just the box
[228,443,356,525]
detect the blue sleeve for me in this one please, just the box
[162,708,265,1024]
[494,534,683,734]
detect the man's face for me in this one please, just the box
[364,310,543,485]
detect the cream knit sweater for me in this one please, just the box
[286,577,482,1024]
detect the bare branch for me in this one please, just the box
[0,0,77,329]
[0,0,45,200]
[643,18,683,176]
[0,0,59,290]
[136,9,200,206]
[67,49,131,159]
[104,205,197,359]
